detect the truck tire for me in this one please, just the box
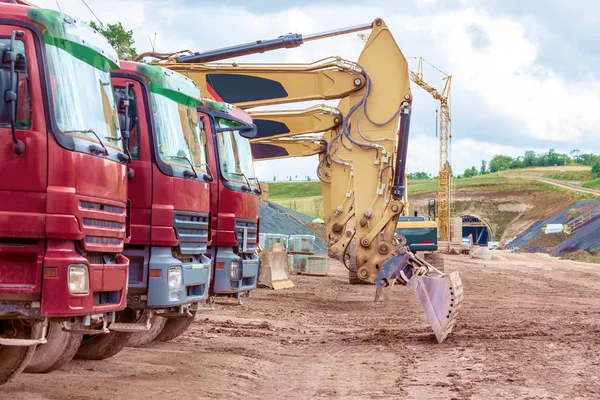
[424,252,445,272]
[74,331,132,361]
[0,320,37,385]
[153,312,196,343]
[126,315,167,347]
[24,322,82,373]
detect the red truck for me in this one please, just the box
[0,5,129,383]
[103,61,213,350]
[199,100,260,304]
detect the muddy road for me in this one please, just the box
[3,251,600,399]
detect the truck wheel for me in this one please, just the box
[74,331,132,361]
[424,252,445,272]
[126,315,167,347]
[25,322,82,373]
[154,312,196,343]
[0,320,37,385]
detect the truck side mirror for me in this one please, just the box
[0,31,25,155]
[0,57,17,124]
[238,123,257,139]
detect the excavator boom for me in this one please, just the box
[159,19,463,343]
[165,58,365,109]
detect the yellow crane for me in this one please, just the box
[409,57,453,243]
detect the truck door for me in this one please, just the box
[0,25,47,237]
[112,78,153,244]
[0,25,47,297]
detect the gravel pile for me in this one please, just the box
[259,203,327,254]
[509,200,600,256]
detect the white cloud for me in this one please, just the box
[32,0,600,180]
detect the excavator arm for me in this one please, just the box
[158,19,462,343]
[247,105,340,161]
[165,58,365,109]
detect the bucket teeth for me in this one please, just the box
[407,271,463,343]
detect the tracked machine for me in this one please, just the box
[139,19,462,342]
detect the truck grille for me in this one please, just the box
[235,218,258,254]
[79,200,127,252]
[173,211,209,255]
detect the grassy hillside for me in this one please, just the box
[498,166,599,187]
[264,166,599,238]
[267,182,322,199]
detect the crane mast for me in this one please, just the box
[409,57,453,243]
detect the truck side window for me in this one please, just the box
[114,86,139,159]
[0,38,30,129]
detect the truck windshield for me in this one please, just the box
[151,93,206,169]
[216,117,256,184]
[45,40,122,151]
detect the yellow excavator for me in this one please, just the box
[140,19,463,343]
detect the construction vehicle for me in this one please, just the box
[198,99,260,303]
[138,47,262,304]
[0,5,129,383]
[145,19,463,342]
[78,61,212,352]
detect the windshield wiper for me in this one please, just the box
[248,177,262,195]
[228,171,253,192]
[166,155,198,179]
[63,129,108,156]
[104,135,133,164]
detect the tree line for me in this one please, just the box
[408,149,600,180]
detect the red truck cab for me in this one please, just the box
[107,61,212,346]
[0,6,128,382]
[200,101,260,302]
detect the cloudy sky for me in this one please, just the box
[34,0,600,179]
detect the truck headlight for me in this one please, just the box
[68,264,89,294]
[230,260,242,281]
[168,266,183,290]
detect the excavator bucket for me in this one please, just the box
[407,271,463,343]
[258,250,294,290]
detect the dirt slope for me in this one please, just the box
[4,252,600,399]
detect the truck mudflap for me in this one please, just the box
[375,248,463,343]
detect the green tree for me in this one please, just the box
[570,149,581,162]
[408,172,430,180]
[578,153,599,166]
[523,150,536,167]
[488,154,514,173]
[592,161,600,178]
[89,21,137,60]
[480,160,487,174]
[463,166,478,178]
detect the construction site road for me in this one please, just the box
[521,176,600,196]
[3,251,600,399]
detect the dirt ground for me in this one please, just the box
[3,251,600,399]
